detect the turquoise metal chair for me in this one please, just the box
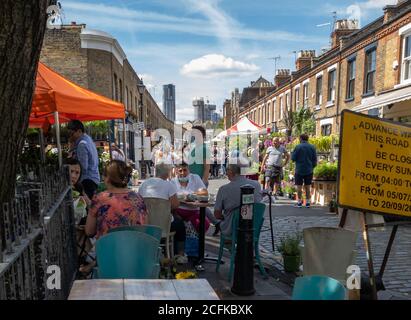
[216,203,268,282]
[292,275,347,300]
[107,224,162,242]
[96,230,161,279]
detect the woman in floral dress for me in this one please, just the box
[85,160,148,239]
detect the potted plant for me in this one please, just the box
[329,193,337,213]
[277,232,303,272]
[313,161,338,181]
[284,185,297,199]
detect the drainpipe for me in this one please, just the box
[336,52,342,134]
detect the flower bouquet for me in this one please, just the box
[175,271,197,280]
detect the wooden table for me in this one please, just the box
[180,200,221,270]
[68,279,220,300]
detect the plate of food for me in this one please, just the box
[195,189,209,202]
[186,194,197,202]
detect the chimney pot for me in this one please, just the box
[71,21,77,25]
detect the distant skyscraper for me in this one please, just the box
[162,84,175,122]
[193,98,219,123]
[193,97,205,122]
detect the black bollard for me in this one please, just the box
[231,184,255,296]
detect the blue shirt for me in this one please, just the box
[291,141,317,176]
[74,134,100,184]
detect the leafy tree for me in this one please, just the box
[293,107,315,136]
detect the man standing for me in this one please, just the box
[291,133,317,208]
[214,162,262,237]
[262,137,290,197]
[188,125,211,187]
[68,120,100,200]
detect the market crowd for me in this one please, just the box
[64,120,317,276]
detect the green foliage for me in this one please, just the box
[302,118,316,136]
[284,184,296,195]
[277,232,302,256]
[289,135,339,153]
[215,118,224,130]
[293,107,314,136]
[313,161,338,180]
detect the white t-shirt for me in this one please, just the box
[139,178,177,200]
[266,146,287,167]
[171,174,206,210]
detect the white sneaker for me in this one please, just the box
[175,254,188,264]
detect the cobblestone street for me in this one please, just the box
[208,179,411,299]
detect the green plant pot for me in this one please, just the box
[283,255,301,272]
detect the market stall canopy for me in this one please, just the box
[222,117,270,137]
[211,130,227,142]
[30,62,125,127]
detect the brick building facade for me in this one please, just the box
[40,23,174,161]
[236,0,411,135]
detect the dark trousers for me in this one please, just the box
[82,179,98,200]
[212,163,219,177]
[170,216,186,253]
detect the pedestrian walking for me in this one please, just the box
[261,137,290,198]
[291,133,317,208]
[188,125,211,187]
[67,120,100,200]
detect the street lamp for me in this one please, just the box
[137,79,146,178]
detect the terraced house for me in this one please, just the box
[238,0,411,136]
[40,23,174,161]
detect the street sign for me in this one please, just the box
[337,110,411,217]
[132,122,145,131]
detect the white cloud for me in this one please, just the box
[181,54,259,78]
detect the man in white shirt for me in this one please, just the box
[139,163,187,263]
[171,163,221,236]
[261,137,290,196]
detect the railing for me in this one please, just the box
[0,166,77,300]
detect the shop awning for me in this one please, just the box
[30,62,125,127]
[353,86,411,113]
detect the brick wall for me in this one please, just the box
[40,26,88,88]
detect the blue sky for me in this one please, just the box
[60,0,397,122]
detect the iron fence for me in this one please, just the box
[0,165,77,299]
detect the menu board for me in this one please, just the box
[338,110,411,217]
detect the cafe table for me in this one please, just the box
[68,279,220,300]
[180,199,223,271]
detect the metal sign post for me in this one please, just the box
[231,185,255,296]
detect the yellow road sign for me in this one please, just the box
[338,110,411,217]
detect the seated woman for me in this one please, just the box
[171,162,211,235]
[66,158,91,205]
[65,158,94,276]
[66,158,91,223]
[85,160,148,239]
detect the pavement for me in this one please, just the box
[206,178,411,300]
